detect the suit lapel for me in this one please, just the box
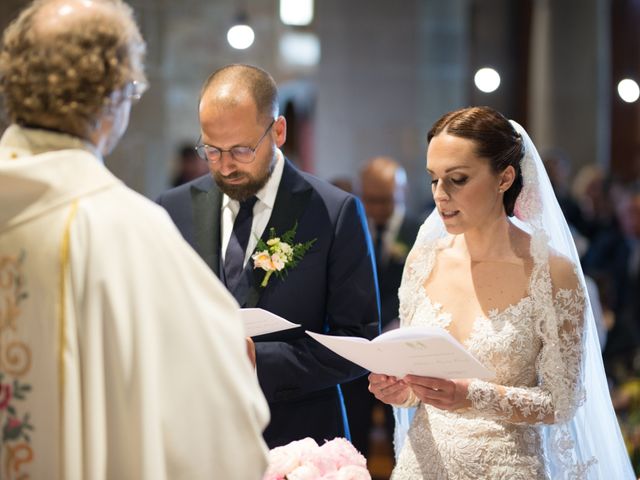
[190,176,223,277]
[245,160,313,308]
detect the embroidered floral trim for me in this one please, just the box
[0,251,33,480]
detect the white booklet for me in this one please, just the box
[306,326,494,379]
[241,308,300,337]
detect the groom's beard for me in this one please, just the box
[213,158,274,202]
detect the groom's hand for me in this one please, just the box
[246,337,256,368]
[368,373,411,406]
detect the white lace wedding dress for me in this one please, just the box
[391,236,586,480]
[390,120,634,479]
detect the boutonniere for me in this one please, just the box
[251,222,316,287]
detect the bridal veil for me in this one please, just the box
[393,120,635,479]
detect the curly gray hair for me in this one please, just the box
[0,0,147,139]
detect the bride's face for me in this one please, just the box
[426,133,505,234]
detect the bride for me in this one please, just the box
[368,106,634,479]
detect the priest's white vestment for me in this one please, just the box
[0,125,269,480]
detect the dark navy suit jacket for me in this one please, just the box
[157,159,380,448]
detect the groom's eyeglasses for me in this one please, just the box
[195,119,275,164]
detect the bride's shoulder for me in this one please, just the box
[509,223,582,292]
[547,252,581,292]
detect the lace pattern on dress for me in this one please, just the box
[392,119,631,478]
[466,286,586,424]
[395,226,592,478]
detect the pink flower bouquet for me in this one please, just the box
[263,437,371,480]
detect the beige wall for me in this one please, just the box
[0,0,612,214]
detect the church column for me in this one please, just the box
[528,0,611,172]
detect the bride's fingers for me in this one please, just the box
[412,383,450,401]
[404,375,449,392]
[406,377,472,410]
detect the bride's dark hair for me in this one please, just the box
[427,106,524,217]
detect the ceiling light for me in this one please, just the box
[280,0,314,26]
[618,78,639,103]
[227,12,255,50]
[474,67,501,93]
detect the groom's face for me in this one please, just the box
[199,88,286,201]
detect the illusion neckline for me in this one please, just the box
[417,290,534,347]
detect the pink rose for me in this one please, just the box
[263,438,319,480]
[334,465,372,480]
[309,451,336,475]
[287,464,322,480]
[0,383,12,410]
[321,466,371,480]
[263,437,371,480]
[316,438,367,471]
[263,448,299,479]
[6,417,21,430]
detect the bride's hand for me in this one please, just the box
[404,375,472,411]
[368,373,411,405]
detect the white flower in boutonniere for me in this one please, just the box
[251,222,316,288]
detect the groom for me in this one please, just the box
[157,64,380,448]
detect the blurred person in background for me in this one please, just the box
[572,164,616,241]
[330,175,354,194]
[358,156,421,331]
[583,182,640,379]
[542,152,609,350]
[171,142,209,187]
[342,156,421,458]
[542,148,587,236]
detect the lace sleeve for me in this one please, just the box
[467,276,586,425]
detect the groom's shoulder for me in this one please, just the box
[157,174,214,205]
[295,170,362,222]
[294,167,353,204]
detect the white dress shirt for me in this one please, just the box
[220,150,285,266]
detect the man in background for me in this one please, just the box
[359,157,421,330]
[171,142,209,187]
[342,156,421,457]
[158,64,380,448]
[583,182,640,377]
[0,2,268,478]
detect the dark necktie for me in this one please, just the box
[374,224,385,270]
[224,196,258,294]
